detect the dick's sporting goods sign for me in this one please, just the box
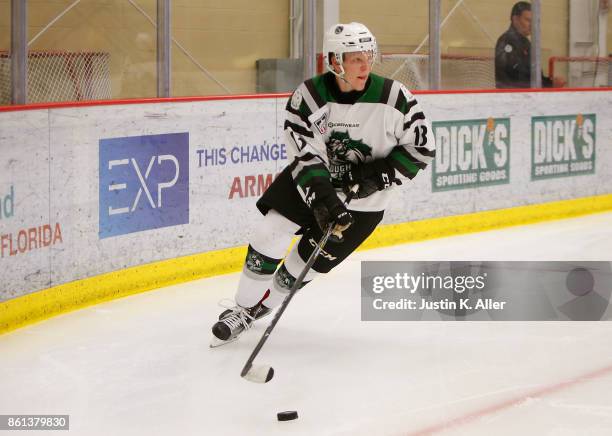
[432,118,510,192]
[531,114,596,180]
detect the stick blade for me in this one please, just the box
[241,364,274,383]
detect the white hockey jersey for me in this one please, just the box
[284,72,435,212]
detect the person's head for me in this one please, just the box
[323,22,377,92]
[510,1,532,37]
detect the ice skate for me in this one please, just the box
[210,300,272,348]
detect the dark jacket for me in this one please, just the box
[494,25,552,88]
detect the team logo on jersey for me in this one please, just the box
[325,131,373,180]
[314,112,329,135]
[290,89,303,110]
[504,44,513,53]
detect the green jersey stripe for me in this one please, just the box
[389,150,420,178]
[403,151,429,169]
[297,168,331,188]
[312,74,335,102]
[357,74,385,103]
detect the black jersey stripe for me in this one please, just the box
[304,79,326,109]
[388,152,420,179]
[296,152,317,162]
[404,112,425,130]
[394,88,408,113]
[284,120,314,138]
[286,103,312,127]
[379,78,393,104]
[405,98,418,114]
[403,151,429,169]
[295,152,326,165]
[414,146,436,158]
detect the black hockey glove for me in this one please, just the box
[312,201,354,243]
[301,167,354,243]
[342,159,402,199]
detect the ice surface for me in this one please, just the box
[1,212,612,435]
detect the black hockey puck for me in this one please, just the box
[277,411,298,421]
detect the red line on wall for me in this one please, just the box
[1,87,610,113]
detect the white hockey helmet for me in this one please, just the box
[323,22,378,77]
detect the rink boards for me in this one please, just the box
[1,89,611,331]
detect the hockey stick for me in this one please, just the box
[241,185,359,383]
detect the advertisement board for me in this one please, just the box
[1,91,611,302]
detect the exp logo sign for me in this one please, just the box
[99,133,189,238]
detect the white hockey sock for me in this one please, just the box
[235,210,300,308]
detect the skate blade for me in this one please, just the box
[209,336,239,348]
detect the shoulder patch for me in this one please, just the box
[291,89,303,111]
[504,44,513,53]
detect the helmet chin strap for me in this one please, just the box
[338,75,353,90]
[330,64,355,91]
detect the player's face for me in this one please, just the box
[513,10,532,37]
[335,51,374,92]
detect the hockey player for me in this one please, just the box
[495,1,565,88]
[211,22,435,345]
